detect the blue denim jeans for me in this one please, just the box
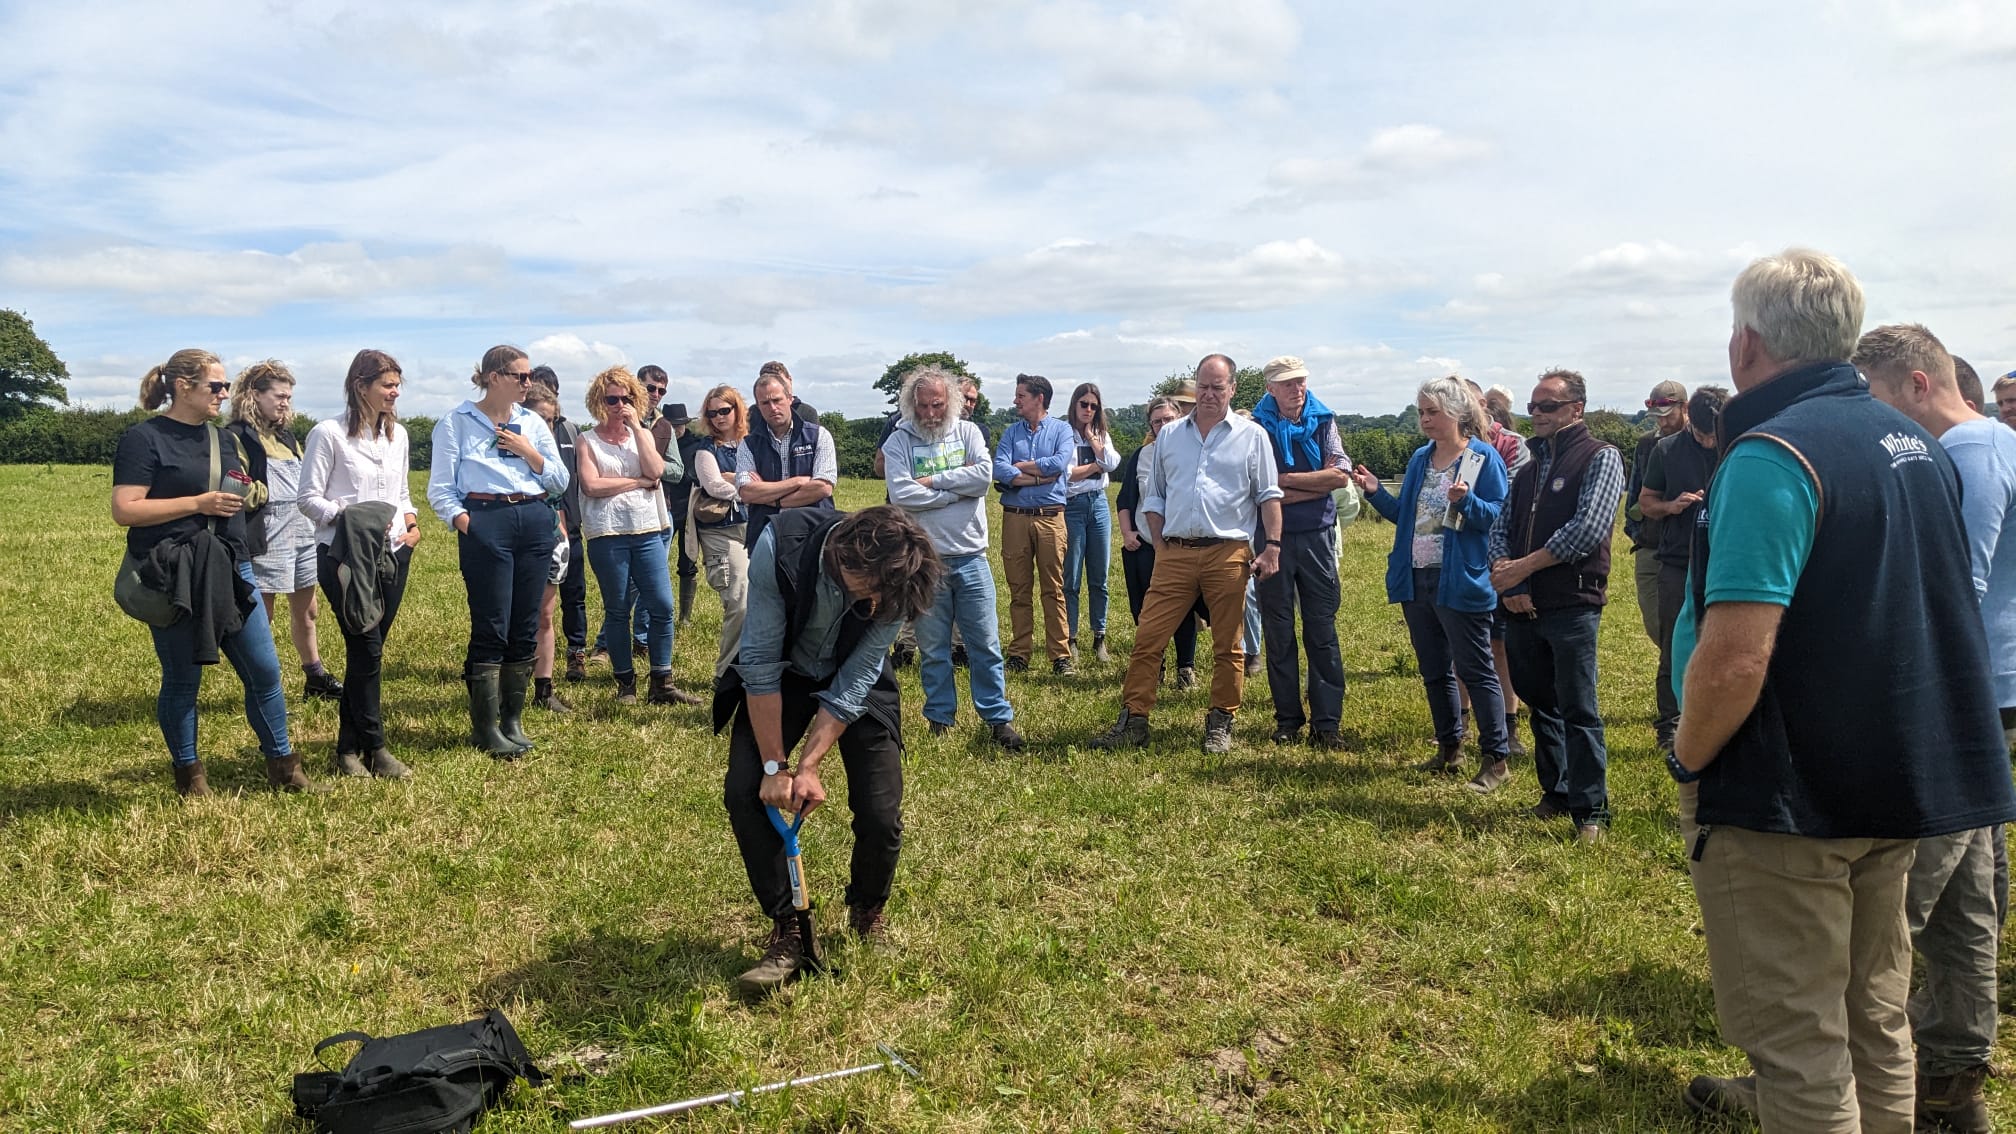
[915,552,1013,726]
[149,560,293,767]
[587,529,676,675]
[1504,604,1610,824]
[1400,568,1508,758]
[1243,576,1262,658]
[1063,491,1112,640]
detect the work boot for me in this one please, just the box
[1202,707,1235,754]
[1505,714,1527,759]
[612,672,638,706]
[1466,759,1510,794]
[951,643,967,668]
[1530,798,1570,822]
[990,721,1026,751]
[172,760,210,798]
[498,661,536,751]
[1093,634,1110,663]
[1415,738,1465,774]
[734,916,805,997]
[1175,666,1197,691]
[647,671,703,706]
[1682,1074,1757,1120]
[265,754,321,793]
[1311,729,1348,752]
[891,643,917,669]
[303,668,344,702]
[533,677,574,713]
[330,750,369,778]
[468,663,525,757]
[565,650,586,683]
[848,902,888,942]
[678,576,696,623]
[1918,1065,1992,1132]
[1087,708,1149,749]
[365,747,411,780]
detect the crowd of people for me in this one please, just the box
[109,246,2016,1129]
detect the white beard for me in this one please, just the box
[909,415,952,443]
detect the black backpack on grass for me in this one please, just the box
[292,1009,545,1134]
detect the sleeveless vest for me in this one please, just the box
[1504,421,1613,610]
[744,417,833,548]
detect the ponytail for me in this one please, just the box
[138,349,222,411]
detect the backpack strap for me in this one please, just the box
[313,1030,373,1069]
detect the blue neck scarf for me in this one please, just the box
[1253,390,1334,470]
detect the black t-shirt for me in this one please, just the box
[1642,430,1717,566]
[113,416,250,559]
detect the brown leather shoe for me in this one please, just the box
[734,917,805,997]
[265,754,323,793]
[1415,739,1465,774]
[172,760,210,798]
[1466,760,1511,794]
[647,672,703,706]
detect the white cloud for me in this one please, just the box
[0,243,507,317]
[526,334,631,381]
[1884,0,2016,57]
[1023,0,1300,89]
[1254,124,1494,209]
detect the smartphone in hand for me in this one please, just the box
[497,422,524,458]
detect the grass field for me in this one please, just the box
[1,464,2007,1132]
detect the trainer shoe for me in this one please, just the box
[1053,656,1075,676]
[1682,1074,1757,1121]
[1174,666,1197,691]
[1005,656,1028,674]
[1203,708,1235,754]
[303,669,345,702]
[1087,708,1149,749]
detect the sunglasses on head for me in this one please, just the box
[604,395,633,406]
[1527,399,1583,414]
[705,406,734,418]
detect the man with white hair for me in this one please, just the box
[883,364,1024,750]
[1670,251,2016,1127]
[1858,322,2016,1131]
[1251,355,1352,750]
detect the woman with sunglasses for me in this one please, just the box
[299,349,420,779]
[691,384,752,681]
[577,365,700,707]
[427,345,568,757]
[1062,381,1121,663]
[112,349,313,796]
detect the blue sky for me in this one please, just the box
[2,0,2012,421]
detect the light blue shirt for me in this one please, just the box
[1141,412,1283,539]
[735,526,902,724]
[426,400,569,527]
[1942,416,2016,707]
[992,415,1074,508]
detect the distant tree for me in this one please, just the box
[875,351,976,407]
[1583,408,1645,460]
[1149,365,1265,412]
[0,309,70,420]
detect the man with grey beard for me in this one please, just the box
[883,364,1024,749]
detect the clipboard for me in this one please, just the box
[1443,448,1485,531]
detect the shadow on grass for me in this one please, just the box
[1526,961,1718,1049]
[1390,1055,1704,1132]
[0,778,129,823]
[479,927,745,1039]
[50,691,157,727]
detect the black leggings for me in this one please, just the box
[318,544,412,753]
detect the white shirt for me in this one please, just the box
[580,428,671,539]
[1142,412,1283,540]
[1064,432,1122,498]
[298,414,415,546]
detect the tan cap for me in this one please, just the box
[1262,355,1309,384]
[1646,379,1687,416]
[1173,378,1198,406]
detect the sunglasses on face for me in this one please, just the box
[605,395,633,406]
[1528,399,1583,414]
[201,380,229,394]
[644,384,666,395]
[503,372,531,384]
[1077,400,1100,411]
[705,406,734,418]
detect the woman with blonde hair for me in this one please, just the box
[690,383,752,680]
[299,349,420,779]
[112,349,313,795]
[1354,376,1512,791]
[226,360,340,703]
[426,344,568,757]
[578,365,700,706]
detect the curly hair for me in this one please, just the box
[585,366,649,425]
[228,359,296,428]
[823,506,943,624]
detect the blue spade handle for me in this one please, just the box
[767,804,810,910]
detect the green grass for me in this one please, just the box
[1,465,2006,1132]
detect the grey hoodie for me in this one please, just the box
[882,417,994,557]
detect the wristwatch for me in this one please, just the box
[763,759,791,777]
[1664,748,1701,784]
[1261,538,1281,549]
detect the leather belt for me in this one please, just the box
[1164,536,1236,548]
[464,492,538,506]
[1002,505,1063,517]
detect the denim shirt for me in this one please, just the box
[735,526,901,723]
[426,400,570,527]
[991,416,1074,508]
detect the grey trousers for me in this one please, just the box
[1906,825,2003,1076]
[1255,526,1346,733]
[1632,544,1659,644]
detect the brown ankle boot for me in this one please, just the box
[1414,738,1465,774]
[265,754,322,793]
[647,671,703,706]
[734,916,805,997]
[1918,1065,1991,1132]
[173,760,210,798]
